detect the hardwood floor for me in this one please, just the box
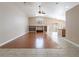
[0,32,61,48]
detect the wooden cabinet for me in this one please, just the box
[58,29,66,37]
[62,29,66,37]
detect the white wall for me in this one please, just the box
[29,16,47,26]
[66,5,79,44]
[0,3,28,44]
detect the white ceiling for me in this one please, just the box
[0,2,79,20]
[15,2,79,20]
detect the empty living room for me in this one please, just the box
[0,0,79,57]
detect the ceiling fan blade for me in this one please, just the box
[42,11,46,14]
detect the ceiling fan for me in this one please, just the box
[38,5,46,14]
[24,2,46,15]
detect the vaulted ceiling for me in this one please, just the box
[0,2,79,20]
[15,2,79,20]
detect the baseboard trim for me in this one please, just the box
[0,32,29,47]
[62,37,79,47]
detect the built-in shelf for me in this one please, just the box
[29,26,47,32]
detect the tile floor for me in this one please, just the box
[0,49,79,57]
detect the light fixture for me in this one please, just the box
[38,5,46,15]
[24,2,46,16]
